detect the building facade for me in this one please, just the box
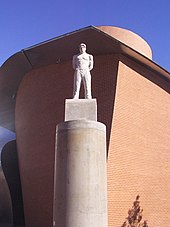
[0,26,170,227]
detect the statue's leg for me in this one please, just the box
[73,70,81,99]
[83,71,92,99]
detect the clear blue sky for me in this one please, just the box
[0,0,170,72]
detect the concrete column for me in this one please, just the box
[53,120,107,227]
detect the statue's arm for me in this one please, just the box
[89,55,93,71]
[72,55,76,70]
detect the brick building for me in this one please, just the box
[0,26,170,227]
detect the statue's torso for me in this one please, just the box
[74,53,90,70]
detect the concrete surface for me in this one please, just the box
[65,99,97,121]
[53,120,107,227]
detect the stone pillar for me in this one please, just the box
[53,100,108,227]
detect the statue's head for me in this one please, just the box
[79,43,86,53]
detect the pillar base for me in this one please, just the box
[53,120,107,227]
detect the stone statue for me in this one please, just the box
[72,43,93,99]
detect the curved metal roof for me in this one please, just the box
[0,25,169,131]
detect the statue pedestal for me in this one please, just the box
[53,99,108,227]
[65,99,97,121]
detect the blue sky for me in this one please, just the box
[0,0,170,71]
[0,127,15,150]
[0,0,170,146]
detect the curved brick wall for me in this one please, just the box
[97,26,152,59]
[15,27,169,227]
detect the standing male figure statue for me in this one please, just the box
[72,43,94,99]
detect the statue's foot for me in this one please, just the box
[86,96,92,99]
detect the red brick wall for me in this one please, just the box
[107,58,170,227]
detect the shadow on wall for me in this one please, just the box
[121,55,170,94]
[1,140,25,227]
[92,55,119,154]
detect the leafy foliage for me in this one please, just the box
[121,195,149,227]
